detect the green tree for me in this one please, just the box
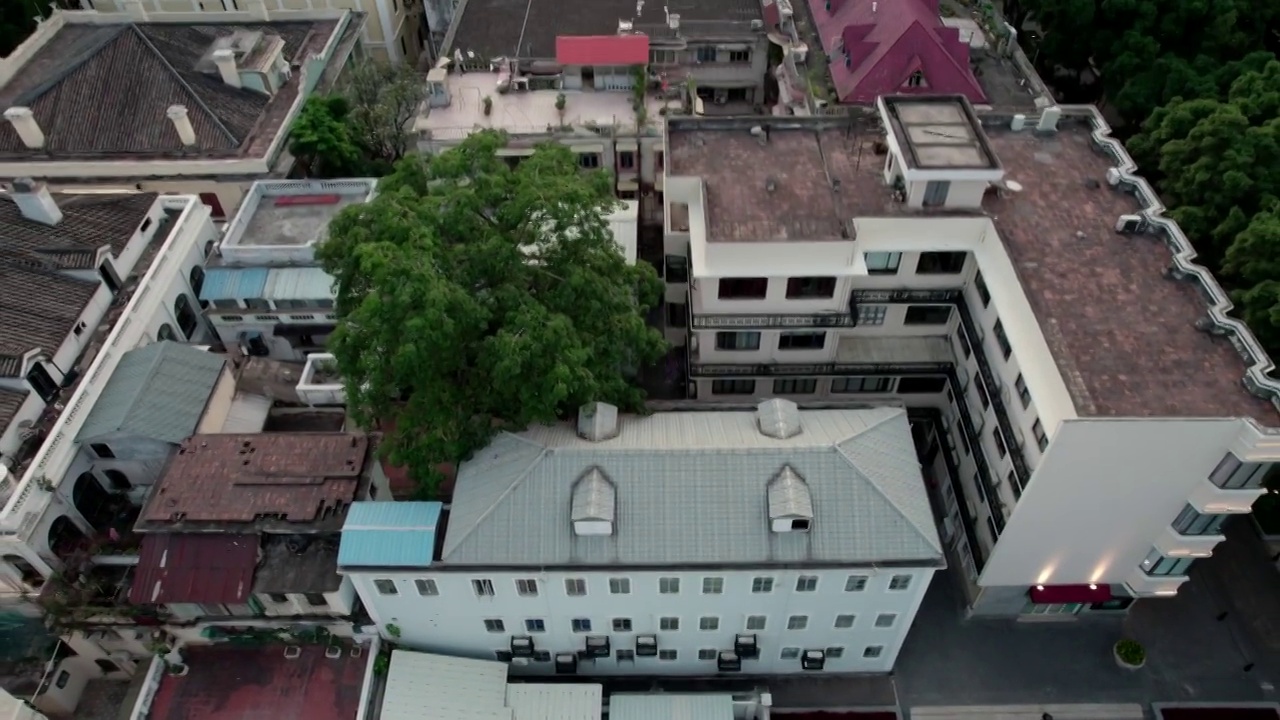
[318,131,667,495]
[289,96,365,179]
[340,59,426,168]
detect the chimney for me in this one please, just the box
[167,105,197,146]
[3,107,44,150]
[577,402,620,442]
[212,49,241,89]
[11,178,63,226]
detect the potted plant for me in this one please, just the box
[482,96,493,117]
[555,92,566,121]
[1113,639,1145,669]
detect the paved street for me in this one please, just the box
[894,518,1280,709]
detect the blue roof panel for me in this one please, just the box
[338,501,443,568]
[199,267,270,302]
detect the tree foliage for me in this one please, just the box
[318,131,667,494]
[289,96,365,179]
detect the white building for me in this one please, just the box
[340,399,943,675]
[0,187,219,605]
[660,96,1280,618]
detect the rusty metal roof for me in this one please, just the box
[129,533,258,605]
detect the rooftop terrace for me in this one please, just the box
[217,180,377,266]
[665,111,1280,425]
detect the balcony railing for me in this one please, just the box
[689,361,951,377]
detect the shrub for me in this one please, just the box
[1115,639,1145,666]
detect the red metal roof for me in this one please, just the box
[129,534,259,605]
[555,35,650,66]
[1028,583,1113,604]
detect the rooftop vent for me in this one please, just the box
[571,467,616,536]
[10,178,62,226]
[756,398,801,439]
[577,402,619,442]
[767,465,813,532]
[3,107,43,150]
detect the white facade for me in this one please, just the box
[351,566,932,674]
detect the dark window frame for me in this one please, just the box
[785,276,837,299]
[718,278,768,300]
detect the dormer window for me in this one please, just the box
[571,467,616,536]
[906,70,925,88]
[768,465,814,532]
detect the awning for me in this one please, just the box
[1029,584,1113,604]
[555,35,650,66]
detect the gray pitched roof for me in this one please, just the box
[441,405,943,566]
[0,265,100,378]
[0,386,29,436]
[76,341,225,444]
[0,193,156,270]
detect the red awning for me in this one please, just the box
[129,533,259,605]
[555,35,650,66]
[1029,583,1113,604]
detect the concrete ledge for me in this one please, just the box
[909,704,1146,720]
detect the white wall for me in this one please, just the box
[255,577,357,617]
[349,567,935,674]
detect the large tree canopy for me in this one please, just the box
[318,131,667,494]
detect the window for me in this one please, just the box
[832,376,893,394]
[904,305,952,325]
[702,577,724,594]
[845,575,868,592]
[781,647,801,660]
[54,671,70,690]
[658,649,678,661]
[975,377,990,410]
[858,304,888,326]
[473,579,495,597]
[665,255,689,283]
[415,579,438,596]
[220,315,244,322]
[889,574,911,591]
[729,49,751,63]
[1141,547,1195,577]
[174,294,201,337]
[616,649,636,661]
[515,579,538,597]
[612,618,633,632]
[660,617,680,631]
[267,593,289,603]
[533,650,551,662]
[578,153,601,169]
[974,271,991,306]
[874,613,897,628]
[864,251,901,274]
[712,379,756,395]
[957,326,972,358]
[609,577,631,594]
[897,376,948,394]
[525,618,546,632]
[1172,505,1229,536]
[716,331,761,350]
[699,616,720,631]
[863,645,883,658]
[906,69,925,87]
[1032,420,1048,451]
[786,276,836,299]
[795,575,818,592]
[571,618,592,632]
[374,579,397,595]
[1209,454,1271,490]
[787,615,808,630]
[304,593,328,607]
[90,443,115,459]
[834,614,856,628]
[667,302,688,328]
[565,578,587,596]
[659,577,681,594]
[993,428,1007,458]
[617,150,636,169]
[650,48,677,64]
[922,180,951,206]
[484,618,505,633]
[751,576,774,593]
[244,298,270,311]
[656,150,665,171]
[1015,374,1031,408]
[718,278,768,299]
[698,648,718,660]
[778,331,826,350]
[399,36,407,56]
[774,378,818,394]
[158,323,179,342]
[916,251,966,274]
[746,615,766,630]
[695,45,717,62]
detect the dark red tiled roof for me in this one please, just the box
[139,433,369,527]
[129,534,258,605]
[555,35,650,66]
[810,0,986,104]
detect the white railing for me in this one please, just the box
[218,179,378,265]
[126,655,166,720]
[353,636,382,720]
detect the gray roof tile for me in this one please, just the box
[441,405,942,566]
[0,192,155,270]
[0,265,99,378]
[0,386,29,436]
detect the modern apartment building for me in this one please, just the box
[659,97,1280,618]
[340,400,943,674]
[0,8,364,218]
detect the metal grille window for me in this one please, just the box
[831,376,893,394]
[858,303,888,326]
[712,379,756,395]
[1171,504,1228,536]
[773,378,818,395]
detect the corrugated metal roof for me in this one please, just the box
[218,392,272,433]
[199,266,336,302]
[607,694,734,720]
[129,533,258,605]
[381,651,510,720]
[441,405,942,566]
[505,684,601,720]
[76,341,225,444]
[338,502,442,568]
[199,267,269,301]
[555,35,649,65]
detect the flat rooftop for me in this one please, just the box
[145,645,366,720]
[136,433,372,533]
[450,0,761,59]
[218,180,377,261]
[238,195,366,247]
[666,115,1280,424]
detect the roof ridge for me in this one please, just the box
[834,415,942,555]
[441,434,549,559]
[129,25,241,145]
